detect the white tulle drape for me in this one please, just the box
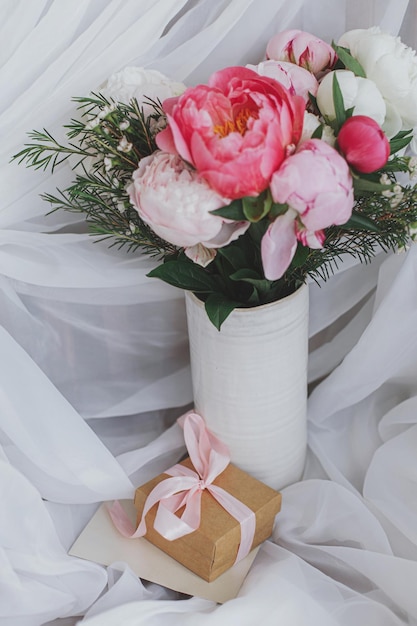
[1,1,417,624]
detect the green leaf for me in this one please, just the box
[230,269,272,292]
[391,129,413,139]
[342,212,380,232]
[247,287,261,306]
[229,268,260,281]
[217,245,249,271]
[290,243,310,268]
[390,133,413,155]
[332,43,366,77]
[210,199,245,220]
[248,220,268,245]
[381,156,411,174]
[353,177,393,193]
[242,195,271,222]
[270,202,288,219]
[332,73,347,130]
[308,92,318,111]
[147,261,216,292]
[311,125,323,139]
[204,293,239,330]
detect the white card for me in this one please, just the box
[69,500,259,604]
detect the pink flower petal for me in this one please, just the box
[155,126,177,154]
[295,223,325,248]
[185,244,217,267]
[261,210,298,280]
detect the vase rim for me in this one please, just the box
[185,282,308,313]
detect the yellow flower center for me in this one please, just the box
[213,108,255,138]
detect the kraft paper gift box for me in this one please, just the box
[134,456,282,582]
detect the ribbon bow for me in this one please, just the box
[109,411,256,564]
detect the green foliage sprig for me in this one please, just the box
[13,94,176,256]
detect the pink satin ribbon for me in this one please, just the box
[109,411,256,564]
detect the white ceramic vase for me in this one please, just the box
[185,284,309,490]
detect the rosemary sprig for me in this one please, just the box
[12,129,91,171]
[12,94,175,258]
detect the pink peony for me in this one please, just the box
[127,151,249,261]
[156,66,305,199]
[262,139,354,280]
[337,115,390,173]
[246,60,319,103]
[266,29,337,75]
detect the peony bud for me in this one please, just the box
[266,29,337,75]
[337,115,390,173]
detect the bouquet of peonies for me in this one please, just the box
[15,27,417,328]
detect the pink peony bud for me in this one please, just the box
[266,29,337,76]
[337,115,390,173]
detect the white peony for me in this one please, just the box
[339,27,417,131]
[100,67,186,115]
[316,69,386,128]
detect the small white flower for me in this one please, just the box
[117,201,126,214]
[117,136,133,153]
[104,157,113,172]
[381,175,404,207]
[119,120,130,131]
[85,104,116,132]
[390,186,404,207]
[129,221,137,233]
[85,117,101,130]
[100,104,116,118]
[85,104,116,130]
[408,156,417,179]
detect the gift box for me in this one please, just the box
[134,456,282,582]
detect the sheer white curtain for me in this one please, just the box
[1,1,417,624]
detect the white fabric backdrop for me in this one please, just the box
[1,1,417,624]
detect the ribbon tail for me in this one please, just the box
[107,500,138,538]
